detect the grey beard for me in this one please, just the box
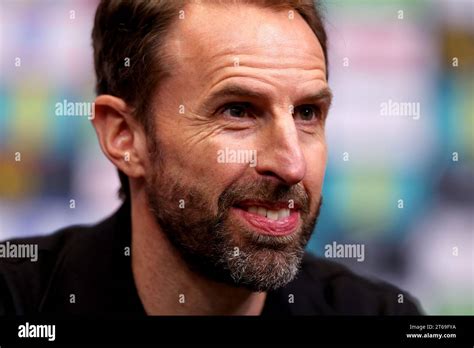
[145,167,321,292]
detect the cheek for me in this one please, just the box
[158,130,248,199]
[303,142,327,201]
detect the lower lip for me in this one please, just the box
[232,207,300,236]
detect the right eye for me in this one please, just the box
[221,103,251,118]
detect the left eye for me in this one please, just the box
[294,105,321,121]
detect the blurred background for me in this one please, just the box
[0,0,472,315]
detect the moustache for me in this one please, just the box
[217,178,310,216]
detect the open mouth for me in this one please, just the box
[232,200,301,236]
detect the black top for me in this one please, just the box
[0,200,422,315]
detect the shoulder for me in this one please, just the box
[274,252,423,315]
[0,216,115,314]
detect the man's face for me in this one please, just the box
[145,3,330,291]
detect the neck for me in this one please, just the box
[130,190,266,315]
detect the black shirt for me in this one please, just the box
[0,200,422,315]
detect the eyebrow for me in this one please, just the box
[201,85,267,111]
[200,84,333,112]
[298,87,333,107]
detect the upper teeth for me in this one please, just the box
[247,206,290,220]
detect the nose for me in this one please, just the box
[255,113,306,186]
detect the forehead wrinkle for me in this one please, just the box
[209,53,325,72]
[199,49,326,91]
[198,38,325,76]
[168,48,326,95]
[205,39,325,67]
[202,64,327,98]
